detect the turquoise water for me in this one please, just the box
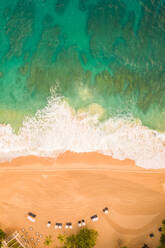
[0,0,164,167]
[0,0,164,131]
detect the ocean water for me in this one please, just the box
[0,0,165,168]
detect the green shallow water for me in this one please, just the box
[0,0,164,131]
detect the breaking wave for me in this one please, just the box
[0,92,165,169]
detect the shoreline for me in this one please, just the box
[0,151,164,172]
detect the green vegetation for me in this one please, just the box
[160,234,165,246]
[8,240,20,248]
[7,238,24,248]
[7,239,17,247]
[44,235,53,246]
[162,220,165,233]
[57,227,98,248]
[158,220,165,248]
[0,229,6,248]
[0,230,5,241]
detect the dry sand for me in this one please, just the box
[0,152,165,248]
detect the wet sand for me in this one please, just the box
[0,152,165,248]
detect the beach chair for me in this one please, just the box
[27,212,36,222]
[58,223,62,229]
[103,207,109,214]
[81,219,86,226]
[55,223,59,229]
[149,233,154,238]
[95,215,98,221]
[65,223,69,229]
[68,223,72,229]
[78,221,82,227]
[47,221,51,228]
[28,212,36,218]
[27,215,36,222]
[91,216,95,222]
[91,215,98,222]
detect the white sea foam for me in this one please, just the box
[0,93,165,169]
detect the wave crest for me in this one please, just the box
[0,93,165,168]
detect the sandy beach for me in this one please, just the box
[0,152,165,248]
